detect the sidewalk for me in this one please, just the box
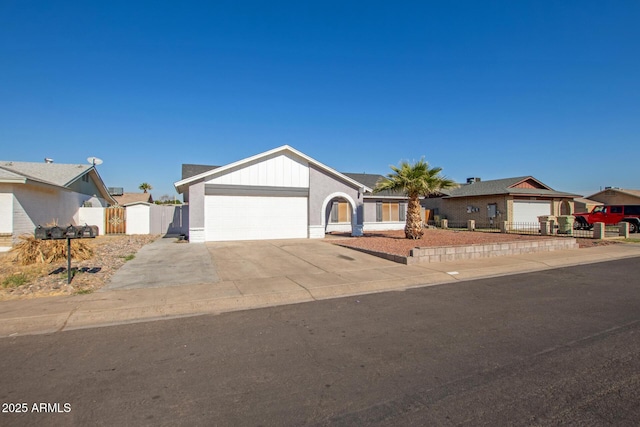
[1,243,639,338]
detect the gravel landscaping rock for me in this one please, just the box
[0,235,159,300]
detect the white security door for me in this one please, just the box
[512,200,551,224]
[205,195,308,241]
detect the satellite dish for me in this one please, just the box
[87,156,103,166]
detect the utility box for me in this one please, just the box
[557,215,575,235]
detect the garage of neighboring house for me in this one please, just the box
[174,145,371,242]
[421,176,579,226]
[512,200,552,224]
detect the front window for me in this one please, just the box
[376,202,406,222]
[330,201,351,223]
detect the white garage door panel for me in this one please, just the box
[205,195,307,241]
[513,201,551,224]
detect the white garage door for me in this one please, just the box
[512,200,551,224]
[205,195,308,241]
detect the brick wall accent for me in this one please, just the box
[337,238,579,265]
[438,196,510,225]
[408,238,578,264]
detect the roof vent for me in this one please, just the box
[466,177,481,184]
[108,187,124,196]
[44,158,54,164]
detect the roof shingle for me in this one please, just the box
[0,161,92,187]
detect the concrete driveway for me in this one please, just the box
[205,238,435,299]
[103,235,441,297]
[103,236,220,290]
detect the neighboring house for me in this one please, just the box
[0,160,115,249]
[421,176,579,226]
[573,197,603,213]
[112,192,154,205]
[585,187,640,206]
[174,145,373,242]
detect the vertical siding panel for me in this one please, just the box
[205,153,311,188]
[283,156,292,187]
[275,155,284,186]
[249,163,258,185]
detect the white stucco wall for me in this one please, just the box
[11,184,91,242]
[0,190,13,234]
[126,204,151,235]
[78,207,106,236]
[363,222,406,231]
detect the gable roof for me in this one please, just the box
[174,145,372,194]
[342,172,406,198]
[439,176,579,199]
[113,192,154,206]
[0,161,93,186]
[586,187,640,201]
[0,167,27,183]
[182,164,220,180]
[0,160,116,203]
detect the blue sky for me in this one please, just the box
[1,1,638,199]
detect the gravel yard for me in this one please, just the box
[0,235,159,300]
[329,229,619,257]
[0,230,621,301]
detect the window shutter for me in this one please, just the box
[399,203,406,221]
[376,202,382,222]
[331,202,339,223]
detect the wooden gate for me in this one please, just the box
[105,206,126,234]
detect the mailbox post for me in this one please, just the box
[34,225,98,284]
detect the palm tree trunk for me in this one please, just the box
[404,195,424,239]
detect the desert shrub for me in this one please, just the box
[2,273,29,288]
[12,235,94,266]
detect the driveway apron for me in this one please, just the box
[103,236,219,290]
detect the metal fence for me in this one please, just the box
[426,219,624,239]
[573,224,621,239]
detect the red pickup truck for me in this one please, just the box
[573,205,640,233]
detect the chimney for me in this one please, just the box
[44,158,54,164]
[466,177,481,184]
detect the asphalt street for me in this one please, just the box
[1,258,640,426]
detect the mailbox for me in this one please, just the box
[78,225,99,238]
[35,225,50,240]
[34,224,98,240]
[64,225,78,238]
[50,226,65,240]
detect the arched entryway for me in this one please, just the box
[321,192,361,236]
[560,200,573,215]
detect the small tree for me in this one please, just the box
[374,159,456,239]
[139,182,152,193]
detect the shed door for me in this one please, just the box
[512,200,551,224]
[205,195,307,241]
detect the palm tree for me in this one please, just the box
[374,159,457,239]
[139,182,153,193]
